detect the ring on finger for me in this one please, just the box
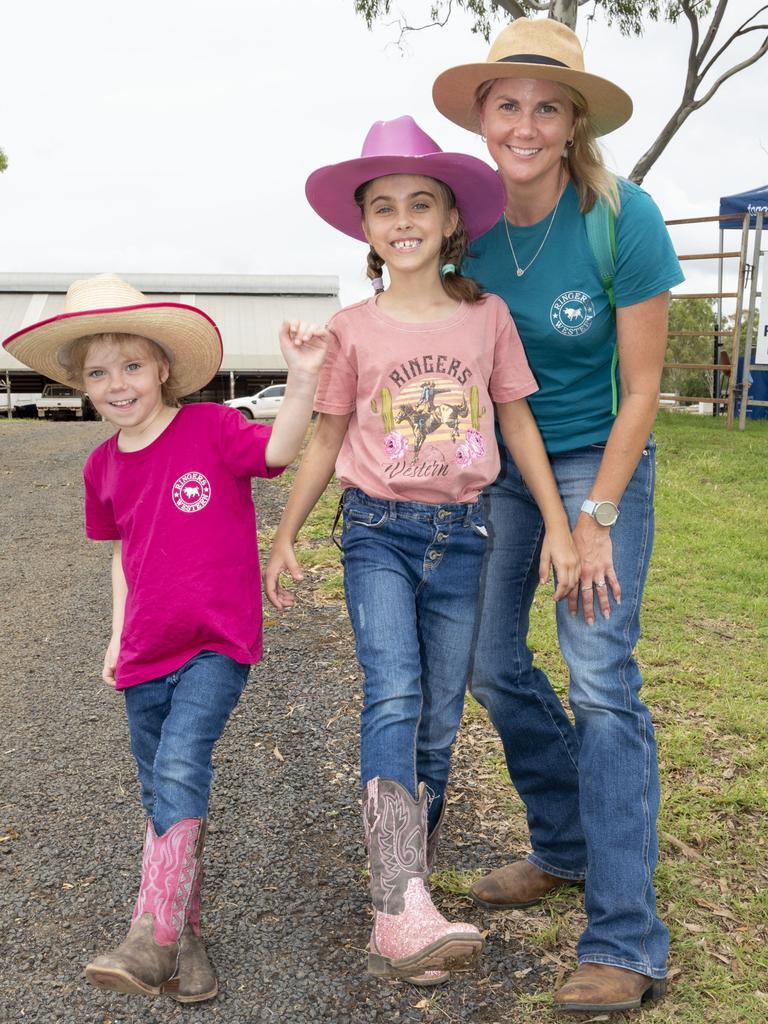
[595,579,607,588]
[580,584,593,592]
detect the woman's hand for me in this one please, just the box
[568,515,622,624]
[102,636,120,688]
[539,525,580,601]
[264,536,304,610]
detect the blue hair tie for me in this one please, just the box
[371,276,384,292]
[441,264,456,277]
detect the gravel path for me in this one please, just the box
[1,422,555,1024]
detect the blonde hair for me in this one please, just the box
[475,80,620,215]
[354,177,486,304]
[60,333,182,405]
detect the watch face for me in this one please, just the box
[595,501,619,526]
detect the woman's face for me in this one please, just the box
[480,78,576,198]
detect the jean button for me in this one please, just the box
[428,550,440,560]
[437,509,450,520]
[436,532,448,542]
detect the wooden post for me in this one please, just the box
[738,211,765,431]
[726,215,751,430]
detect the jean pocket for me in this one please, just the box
[469,510,488,538]
[343,505,389,530]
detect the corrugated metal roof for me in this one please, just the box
[0,274,340,374]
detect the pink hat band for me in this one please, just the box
[305,115,504,242]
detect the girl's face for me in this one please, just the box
[360,174,458,278]
[82,336,169,434]
[480,78,575,198]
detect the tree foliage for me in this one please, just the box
[353,2,768,182]
[663,297,718,398]
[0,148,7,173]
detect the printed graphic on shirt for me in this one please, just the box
[550,290,595,337]
[171,471,212,513]
[371,370,487,474]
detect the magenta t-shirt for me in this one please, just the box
[314,294,538,503]
[83,403,283,689]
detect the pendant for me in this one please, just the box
[516,268,525,277]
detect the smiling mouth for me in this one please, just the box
[507,146,541,157]
[391,239,422,251]
[109,399,137,408]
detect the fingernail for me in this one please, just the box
[616,598,622,605]
[603,610,610,619]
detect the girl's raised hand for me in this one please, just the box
[539,526,581,602]
[278,320,331,378]
[264,536,304,610]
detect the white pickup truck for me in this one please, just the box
[34,383,95,420]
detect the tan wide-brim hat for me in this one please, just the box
[3,274,222,397]
[433,18,633,137]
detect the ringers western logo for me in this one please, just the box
[550,290,595,337]
[172,471,211,513]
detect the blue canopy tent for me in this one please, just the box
[719,184,768,228]
[718,185,767,422]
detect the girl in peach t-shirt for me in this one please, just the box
[264,117,579,987]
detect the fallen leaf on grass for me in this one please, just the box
[273,747,284,762]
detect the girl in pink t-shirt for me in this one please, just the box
[3,273,328,1003]
[264,117,580,986]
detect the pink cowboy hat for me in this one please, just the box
[305,115,505,242]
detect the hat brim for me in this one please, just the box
[3,303,223,397]
[432,62,633,137]
[305,152,506,242]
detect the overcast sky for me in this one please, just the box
[0,0,765,305]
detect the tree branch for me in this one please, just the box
[699,5,768,79]
[692,36,768,109]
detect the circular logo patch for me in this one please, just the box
[172,471,211,513]
[550,291,595,337]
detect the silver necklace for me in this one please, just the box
[503,177,565,278]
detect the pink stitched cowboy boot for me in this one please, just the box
[363,778,483,981]
[161,861,218,1003]
[85,818,203,997]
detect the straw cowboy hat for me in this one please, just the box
[305,114,506,242]
[433,18,633,137]
[3,274,222,397]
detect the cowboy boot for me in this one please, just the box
[161,859,218,1003]
[553,964,667,1012]
[85,818,202,996]
[403,795,450,987]
[363,778,483,980]
[470,859,582,909]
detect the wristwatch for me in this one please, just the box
[581,499,620,527]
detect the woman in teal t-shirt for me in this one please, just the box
[433,18,683,1014]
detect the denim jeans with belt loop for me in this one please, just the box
[340,487,487,834]
[124,649,250,835]
[470,439,668,978]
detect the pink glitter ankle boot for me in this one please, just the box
[363,778,483,980]
[85,818,203,997]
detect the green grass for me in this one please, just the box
[270,412,768,1022]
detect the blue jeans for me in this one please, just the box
[341,488,487,834]
[124,650,250,835]
[471,441,668,978]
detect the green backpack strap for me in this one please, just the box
[585,198,619,415]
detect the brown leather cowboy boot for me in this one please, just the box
[85,818,202,996]
[161,859,217,1003]
[554,963,667,1012]
[470,859,581,909]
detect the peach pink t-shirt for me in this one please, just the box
[314,294,537,504]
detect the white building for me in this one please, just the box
[0,273,340,401]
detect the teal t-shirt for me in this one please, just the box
[463,179,684,453]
